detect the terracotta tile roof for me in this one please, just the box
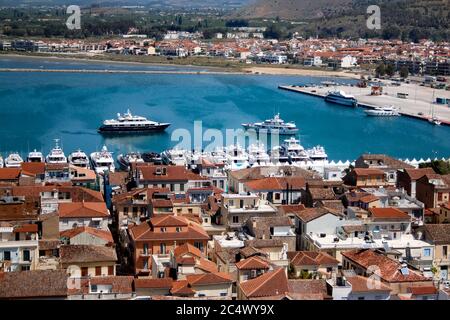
[186,272,233,286]
[196,258,219,273]
[90,276,134,294]
[442,201,450,210]
[346,275,391,293]
[244,239,284,248]
[308,187,336,200]
[0,168,21,180]
[20,162,45,176]
[277,204,306,215]
[152,199,173,208]
[130,218,209,242]
[295,207,342,223]
[404,168,436,180]
[235,256,270,270]
[353,168,385,176]
[239,268,289,298]
[170,280,195,296]
[177,256,196,265]
[58,202,109,218]
[0,270,68,298]
[60,245,117,264]
[342,249,429,283]
[357,154,414,170]
[408,286,437,295]
[11,185,104,202]
[138,165,208,182]
[369,208,410,221]
[287,251,339,267]
[424,224,450,244]
[360,194,380,203]
[244,176,306,191]
[134,278,173,289]
[60,226,113,243]
[108,171,129,186]
[173,243,203,258]
[151,215,187,227]
[287,279,328,299]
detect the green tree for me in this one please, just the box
[400,66,409,79]
[386,64,395,77]
[375,63,386,77]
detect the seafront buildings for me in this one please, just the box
[1,147,450,300]
[1,35,449,76]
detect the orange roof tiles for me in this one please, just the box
[287,251,339,267]
[235,256,270,270]
[60,226,113,243]
[0,168,21,180]
[369,208,410,220]
[58,202,109,218]
[239,268,289,299]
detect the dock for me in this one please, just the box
[279,84,450,127]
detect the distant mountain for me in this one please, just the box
[0,0,253,8]
[236,0,353,19]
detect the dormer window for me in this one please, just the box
[176,227,182,232]
[160,227,167,232]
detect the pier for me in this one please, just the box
[279,84,450,127]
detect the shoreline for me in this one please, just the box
[0,52,361,79]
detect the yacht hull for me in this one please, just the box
[98,123,170,134]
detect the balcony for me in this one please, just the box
[0,240,38,248]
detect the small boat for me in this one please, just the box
[325,90,358,107]
[98,109,170,133]
[90,145,115,174]
[364,105,400,117]
[142,152,163,164]
[4,153,23,168]
[27,149,44,163]
[429,117,442,126]
[117,152,144,169]
[242,113,298,135]
[68,149,90,168]
[46,139,67,164]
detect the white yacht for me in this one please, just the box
[90,145,115,174]
[98,109,170,133]
[69,149,90,168]
[242,113,298,135]
[4,153,23,168]
[225,144,250,170]
[306,145,328,162]
[0,155,3,168]
[281,137,310,163]
[429,117,442,126]
[325,90,358,107]
[27,149,44,162]
[46,140,67,164]
[161,148,188,166]
[364,105,400,117]
[269,146,289,163]
[247,143,271,165]
[117,152,144,169]
[209,147,227,165]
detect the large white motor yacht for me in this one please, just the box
[242,113,298,135]
[46,139,67,164]
[90,145,115,174]
[247,143,271,166]
[4,153,23,168]
[161,148,188,166]
[364,105,400,117]
[27,149,44,163]
[69,149,91,169]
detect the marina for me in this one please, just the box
[278,83,450,126]
[1,57,450,161]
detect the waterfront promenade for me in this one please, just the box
[279,82,450,125]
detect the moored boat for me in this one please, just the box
[364,105,400,117]
[68,149,90,168]
[325,90,358,107]
[46,139,67,164]
[117,152,144,169]
[27,149,44,163]
[90,145,115,174]
[4,153,23,168]
[242,113,298,135]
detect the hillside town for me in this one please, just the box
[1,150,450,300]
[1,31,449,76]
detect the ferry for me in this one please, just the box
[68,149,90,168]
[324,90,358,107]
[46,140,67,164]
[364,106,400,117]
[4,153,23,168]
[117,152,144,169]
[98,109,170,133]
[241,113,298,135]
[90,145,115,174]
[27,150,44,162]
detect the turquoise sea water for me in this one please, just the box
[0,56,449,161]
